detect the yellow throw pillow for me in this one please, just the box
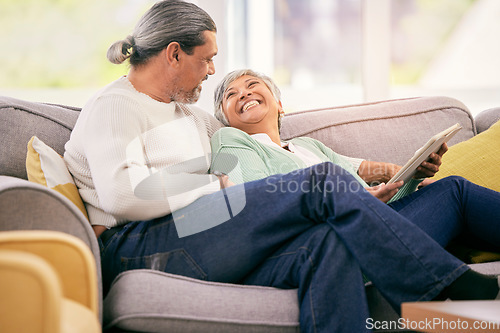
[26,136,89,219]
[431,120,500,192]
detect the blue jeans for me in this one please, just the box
[100,163,468,333]
[389,175,500,249]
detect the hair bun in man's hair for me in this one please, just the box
[106,35,135,64]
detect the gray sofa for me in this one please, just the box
[1,94,499,332]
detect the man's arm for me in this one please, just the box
[82,96,220,223]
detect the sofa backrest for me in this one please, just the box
[280,96,476,166]
[0,96,80,180]
[1,95,476,181]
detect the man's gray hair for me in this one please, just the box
[214,69,282,128]
[107,0,216,66]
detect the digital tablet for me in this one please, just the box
[387,123,462,184]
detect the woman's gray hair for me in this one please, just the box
[214,69,283,129]
[107,0,216,66]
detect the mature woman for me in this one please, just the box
[212,72,446,204]
[211,68,500,249]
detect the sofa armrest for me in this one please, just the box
[0,175,102,323]
[475,107,500,134]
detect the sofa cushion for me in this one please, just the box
[0,96,80,180]
[432,120,500,192]
[26,136,88,219]
[103,269,300,333]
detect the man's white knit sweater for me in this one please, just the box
[64,76,223,228]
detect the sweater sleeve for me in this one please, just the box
[80,95,220,223]
[297,137,369,186]
[387,178,422,203]
[210,128,275,184]
[335,153,365,173]
[299,138,424,202]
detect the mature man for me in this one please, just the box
[64,1,500,332]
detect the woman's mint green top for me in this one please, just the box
[210,127,420,203]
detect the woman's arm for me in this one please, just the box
[303,138,369,186]
[358,161,402,185]
[302,138,421,203]
[358,143,447,185]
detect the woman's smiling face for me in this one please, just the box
[221,75,281,134]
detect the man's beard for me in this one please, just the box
[171,83,203,104]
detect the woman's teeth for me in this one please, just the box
[243,100,259,112]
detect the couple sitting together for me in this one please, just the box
[64,1,500,332]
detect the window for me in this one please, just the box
[0,0,155,106]
[215,0,500,115]
[389,0,500,115]
[222,0,363,112]
[1,0,498,116]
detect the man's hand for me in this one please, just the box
[93,225,107,238]
[365,181,404,203]
[217,174,235,189]
[414,143,448,179]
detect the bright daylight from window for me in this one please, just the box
[1,0,499,116]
